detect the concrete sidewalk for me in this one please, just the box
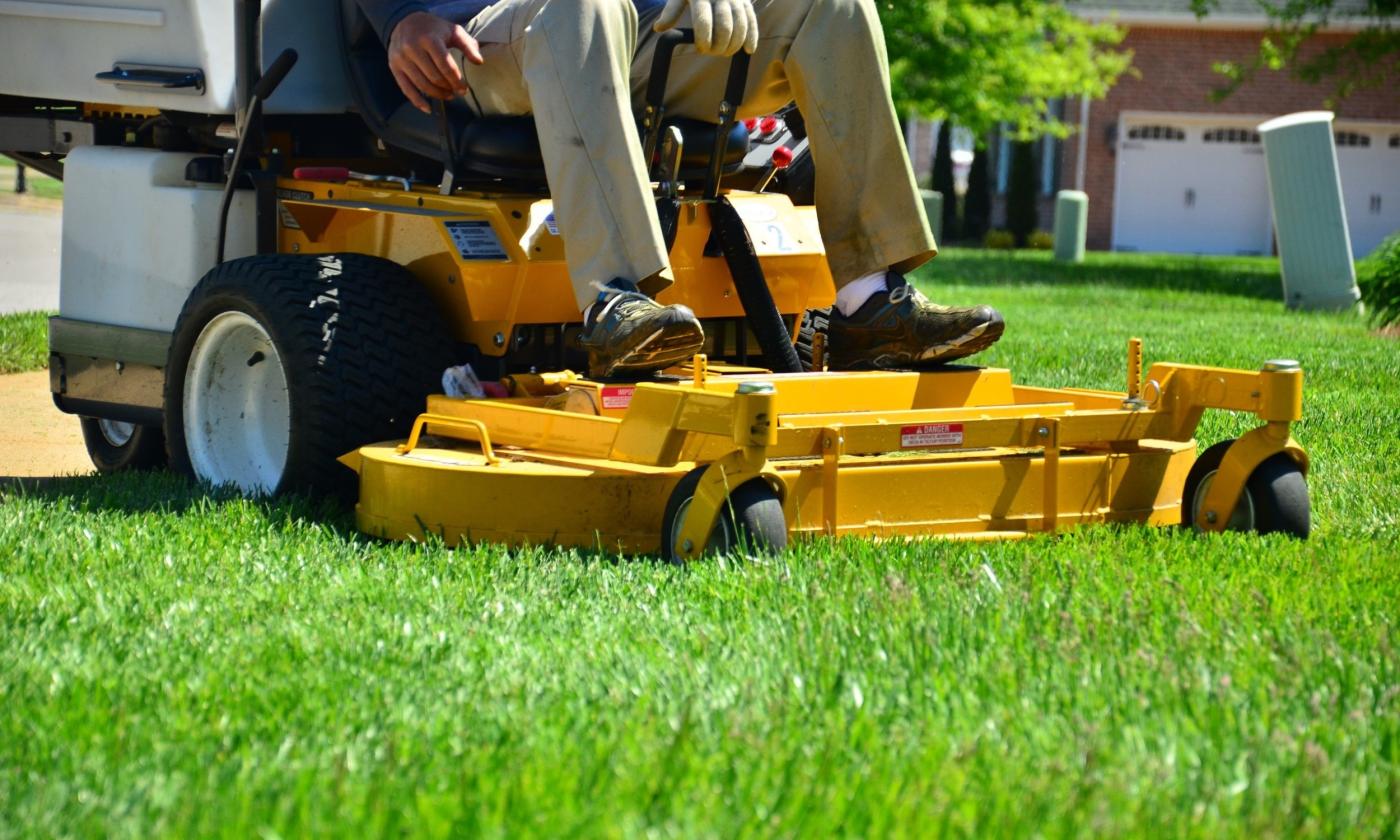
[0,196,62,315]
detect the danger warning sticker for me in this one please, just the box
[600,386,635,410]
[900,423,964,448]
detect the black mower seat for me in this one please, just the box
[338,0,749,184]
[458,116,750,180]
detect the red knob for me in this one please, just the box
[770,146,795,169]
[759,116,780,135]
[743,118,759,132]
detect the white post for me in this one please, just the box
[1257,111,1360,311]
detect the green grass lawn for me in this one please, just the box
[2,250,1398,838]
[0,310,52,374]
[0,158,63,201]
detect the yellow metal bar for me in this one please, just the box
[821,426,844,536]
[426,395,619,459]
[1041,419,1061,533]
[778,402,1076,428]
[399,414,499,465]
[1127,337,1143,401]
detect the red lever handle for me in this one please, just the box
[292,166,350,182]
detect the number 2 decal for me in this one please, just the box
[765,223,796,253]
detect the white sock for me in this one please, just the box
[834,271,889,317]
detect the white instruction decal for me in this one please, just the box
[600,386,635,410]
[445,220,508,261]
[901,423,964,448]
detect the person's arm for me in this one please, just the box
[356,0,429,48]
[355,0,485,114]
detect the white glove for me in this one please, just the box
[654,0,759,57]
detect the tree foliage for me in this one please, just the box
[1190,0,1399,102]
[879,1,1132,139]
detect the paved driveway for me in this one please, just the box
[0,199,62,315]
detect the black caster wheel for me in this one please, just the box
[661,466,787,563]
[1182,439,1310,539]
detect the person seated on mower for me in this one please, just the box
[358,0,1005,376]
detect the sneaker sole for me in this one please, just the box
[603,323,706,375]
[912,316,1006,365]
[839,317,1006,371]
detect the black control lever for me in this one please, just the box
[642,28,752,198]
[252,48,299,101]
[641,29,692,169]
[216,48,298,265]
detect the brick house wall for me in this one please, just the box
[1060,26,1400,250]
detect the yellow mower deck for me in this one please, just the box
[340,342,1307,557]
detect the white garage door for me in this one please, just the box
[1336,127,1400,259]
[1113,118,1273,256]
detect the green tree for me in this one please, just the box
[1190,0,1398,103]
[880,1,1132,139]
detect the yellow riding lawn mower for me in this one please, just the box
[0,0,1310,559]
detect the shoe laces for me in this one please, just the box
[591,290,652,327]
[888,283,928,305]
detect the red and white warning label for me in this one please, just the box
[900,423,964,448]
[600,386,636,410]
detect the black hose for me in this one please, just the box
[711,197,803,374]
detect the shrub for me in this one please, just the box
[1027,230,1054,250]
[1358,232,1400,328]
[984,229,1015,250]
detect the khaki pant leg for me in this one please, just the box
[460,0,669,311]
[632,0,936,286]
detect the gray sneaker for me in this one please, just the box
[580,281,705,378]
[827,273,1004,370]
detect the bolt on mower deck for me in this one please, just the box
[339,342,1309,560]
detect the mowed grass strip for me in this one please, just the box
[0,310,52,374]
[1,250,1398,837]
[0,159,63,202]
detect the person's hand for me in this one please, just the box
[387,11,484,113]
[654,0,758,56]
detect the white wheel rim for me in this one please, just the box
[1192,470,1256,532]
[183,311,290,494]
[97,418,135,447]
[670,496,694,557]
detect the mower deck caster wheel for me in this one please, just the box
[1182,439,1310,538]
[661,467,787,563]
[79,417,166,473]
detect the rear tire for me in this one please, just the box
[661,466,787,563]
[79,417,166,473]
[164,253,455,497]
[1182,439,1310,538]
[795,306,830,372]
